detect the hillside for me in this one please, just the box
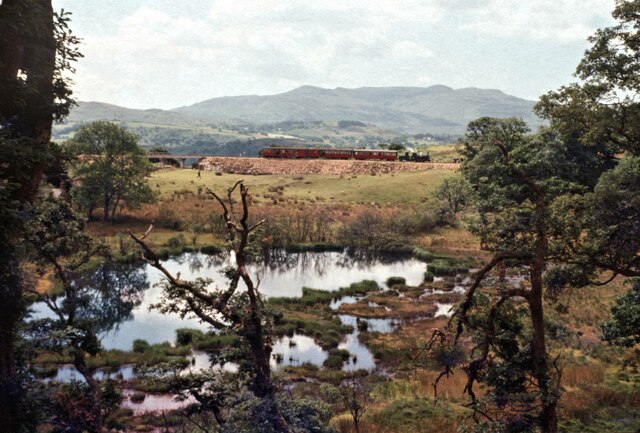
[55,85,543,154]
[173,85,542,134]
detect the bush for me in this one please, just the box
[200,244,222,255]
[130,392,146,403]
[157,205,186,231]
[132,339,150,353]
[166,234,186,249]
[386,276,406,287]
[323,349,351,369]
[176,328,206,346]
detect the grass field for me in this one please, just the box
[149,168,454,206]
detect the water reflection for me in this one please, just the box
[30,261,148,351]
[337,315,379,371]
[338,315,399,334]
[434,302,455,317]
[330,295,360,310]
[154,251,426,299]
[270,334,328,368]
[122,389,196,415]
[49,365,136,382]
[33,252,426,352]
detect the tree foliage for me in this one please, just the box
[24,196,145,432]
[68,121,155,222]
[536,0,640,157]
[435,174,473,214]
[602,279,640,347]
[0,2,80,431]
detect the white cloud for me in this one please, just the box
[60,0,616,108]
[70,1,446,108]
[459,0,614,42]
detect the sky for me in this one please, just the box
[52,0,616,110]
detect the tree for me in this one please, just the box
[0,2,80,431]
[432,117,607,433]
[435,174,473,215]
[130,181,293,433]
[322,376,373,433]
[24,196,145,432]
[573,156,640,277]
[536,1,640,351]
[68,121,155,222]
[536,0,640,158]
[602,280,640,347]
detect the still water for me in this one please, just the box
[73,251,425,351]
[32,251,428,373]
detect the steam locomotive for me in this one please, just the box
[258,147,430,162]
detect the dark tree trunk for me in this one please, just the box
[0,258,25,433]
[236,252,293,433]
[110,195,121,222]
[0,2,56,432]
[529,189,558,433]
[103,195,111,222]
[530,263,558,433]
[74,354,103,433]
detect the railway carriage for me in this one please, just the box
[259,147,398,161]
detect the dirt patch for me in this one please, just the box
[198,157,459,176]
[338,295,439,319]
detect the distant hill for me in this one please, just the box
[173,85,542,134]
[57,85,543,154]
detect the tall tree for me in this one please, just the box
[130,181,293,433]
[436,118,606,433]
[0,2,79,431]
[68,121,155,222]
[536,1,640,341]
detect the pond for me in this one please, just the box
[32,251,427,351]
[31,250,440,381]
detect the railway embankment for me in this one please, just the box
[197,157,459,176]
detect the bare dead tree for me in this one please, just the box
[130,180,292,433]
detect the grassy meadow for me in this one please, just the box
[148,167,453,205]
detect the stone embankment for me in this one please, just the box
[198,157,459,176]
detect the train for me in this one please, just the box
[258,147,430,162]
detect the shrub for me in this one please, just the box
[129,392,146,403]
[175,328,206,346]
[200,244,222,255]
[386,276,406,287]
[166,234,186,249]
[323,349,351,369]
[132,339,150,353]
[157,205,186,231]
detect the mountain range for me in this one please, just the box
[67,85,542,135]
[55,85,544,155]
